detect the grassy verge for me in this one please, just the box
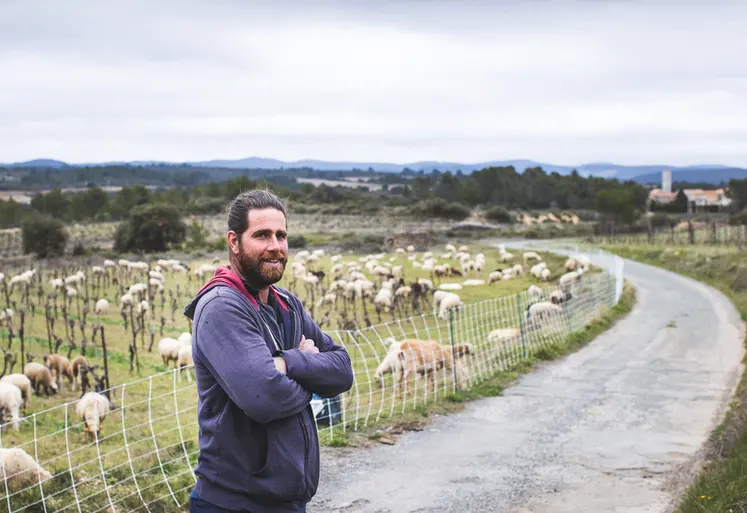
[333,281,637,448]
[597,245,747,513]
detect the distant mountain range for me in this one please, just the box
[3,157,746,185]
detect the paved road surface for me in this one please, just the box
[308,246,745,513]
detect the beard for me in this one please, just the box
[235,244,287,289]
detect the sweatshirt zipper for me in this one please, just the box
[290,305,311,496]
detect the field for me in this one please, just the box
[0,238,620,513]
[595,243,747,513]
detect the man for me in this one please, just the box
[184,189,354,513]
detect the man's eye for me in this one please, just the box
[278,233,287,240]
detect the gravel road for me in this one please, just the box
[308,246,745,513]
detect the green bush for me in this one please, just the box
[21,214,68,258]
[287,234,307,249]
[410,198,471,220]
[484,206,513,223]
[729,208,747,226]
[114,203,186,253]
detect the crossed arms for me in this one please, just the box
[194,295,354,424]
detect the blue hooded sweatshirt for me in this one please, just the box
[183,266,354,512]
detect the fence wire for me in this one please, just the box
[0,252,624,513]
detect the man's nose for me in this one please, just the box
[267,235,282,251]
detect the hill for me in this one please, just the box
[631,168,747,185]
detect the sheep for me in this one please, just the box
[500,252,515,263]
[315,293,337,309]
[527,285,543,298]
[525,302,564,331]
[76,391,110,443]
[530,262,547,279]
[0,382,23,430]
[385,338,473,395]
[94,298,109,315]
[177,345,194,382]
[438,292,464,320]
[488,271,503,284]
[44,354,73,391]
[158,337,188,368]
[0,448,52,490]
[540,268,551,281]
[523,251,542,264]
[0,374,32,411]
[24,362,58,396]
[559,270,583,294]
[70,355,87,391]
[487,328,521,345]
[550,290,573,305]
[120,293,133,308]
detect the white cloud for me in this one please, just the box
[0,0,745,166]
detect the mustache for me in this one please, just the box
[261,253,287,261]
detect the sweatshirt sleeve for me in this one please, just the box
[194,294,312,424]
[282,308,355,399]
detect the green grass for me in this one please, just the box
[596,244,747,513]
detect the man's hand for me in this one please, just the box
[299,335,319,354]
[273,356,287,375]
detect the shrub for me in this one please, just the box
[484,206,513,223]
[729,208,747,226]
[410,198,471,220]
[287,234,307,249]
[21,214,68,258]
[114,203,186,253]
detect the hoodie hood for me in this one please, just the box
[183,265,289,320]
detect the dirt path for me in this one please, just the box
[308,248,745,512]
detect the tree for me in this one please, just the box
[114,204,186,253]
[729,178,747,212]
[595,189,640,225]
[21,214,68,258]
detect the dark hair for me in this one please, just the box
[226,189,287,235]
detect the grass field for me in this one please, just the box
[597,244,747,513]
[0,243,608,512]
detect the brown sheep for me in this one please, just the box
[44,354,74,391]
[24,363,58,396]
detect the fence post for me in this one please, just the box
[517,296,528,359]
[448,308,458,393]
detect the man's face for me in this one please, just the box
[231,208,288,288]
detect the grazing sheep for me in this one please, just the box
[0,448,53,489]
[438,292,464,320]
[70,355,88,391]
[525,302,564,331]
[500,252,515,263]
[177,345,194,382]
[0,382,23,430]
[527,285,543,298]
[0,374,32,411]
[559,270,583,294]
[540,268,551,281]
[76,391,110,443]
[488,271,503,284]
[523,251,542,264]
[550,290,573,305]
[94,298,109,314]
[24,362,58,396]
[158,337,188,368]
[120,293,133,308]
[487,328,521,345]
[393,338,473,394]
[44,354,73,391]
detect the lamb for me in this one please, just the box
[0,382,23,430]
[44,354,73,391]
[158,337,189,368]
[76,391,110,443]
[24,362,58,396]
[0,374,32,411]
[177,345,194,382]
[94,298,109,314]
[70,355,88,391]
[0,448,52,490]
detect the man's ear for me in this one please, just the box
[227,231,240,255]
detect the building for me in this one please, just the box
[647,170,732,212]
[662,169,672,193]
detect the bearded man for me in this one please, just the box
[184,189,354,513]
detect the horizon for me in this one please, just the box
[1,0,746,166]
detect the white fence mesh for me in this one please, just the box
[0,252,624,513]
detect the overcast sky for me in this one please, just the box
[1,0,746,166]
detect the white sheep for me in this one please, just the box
[487,328,521,345]
[24,362,58,396]
[438,292,464,320]
[76,392,110,442]
[527,285,543,298]
[525,302,564,331]
[177,345,194,382]
[523,251,542,264]
[488,271,503,284]
[540,268,551,281]
[0,374,32,411]
[0,382,23,430]
[94,298,109,314]
[159,337,187,368]
[0,448,52,490]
